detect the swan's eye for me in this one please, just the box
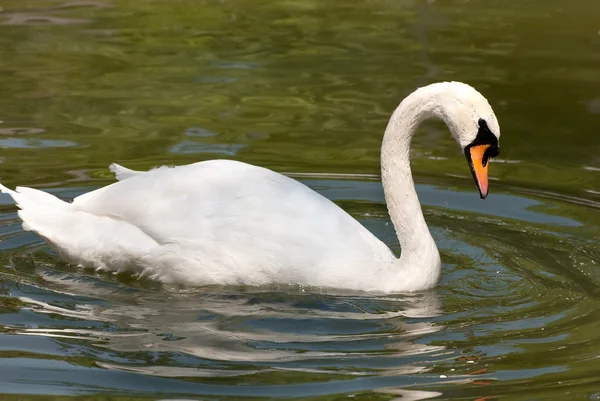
[472,119,500,160]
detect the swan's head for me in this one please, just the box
[462,118,500,199]
[431,82,501,199]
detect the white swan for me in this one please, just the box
[0,81,500,293]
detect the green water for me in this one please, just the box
[1,0,600,399]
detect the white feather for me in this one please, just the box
[0,82,500,293]
[109,163,143,181]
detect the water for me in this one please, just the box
[0,0,600,399]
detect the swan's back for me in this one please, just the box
[72,160,394,287]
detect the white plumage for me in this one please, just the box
[0,82,500,293]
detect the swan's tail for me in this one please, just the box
[0,184,157,272]
[109,163,143,181]
[0,184,69,215]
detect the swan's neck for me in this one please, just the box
[381,87,451,283]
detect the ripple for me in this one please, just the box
[56,1,113,10]
[0,177,598,397]
[184,127,217,137]
[0,138,78,149]
[194,76,238,83]
[0,14,90,26]
[169,141,246,156]
[0,128,45,136]
[211,61,260,69]
[587,98,600,114]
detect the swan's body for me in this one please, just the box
[0,82,500,293]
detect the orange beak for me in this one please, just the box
[467,144,491,199]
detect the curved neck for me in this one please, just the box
[381,86,452,278]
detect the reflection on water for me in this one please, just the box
[169,141,246,156]
[184,127,217,138]
[0,0,600,399]
[0,138,79,149]
[1,178,600,399]
[0,128,46,136]
[0,14,90,26]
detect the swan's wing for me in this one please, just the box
[76,160,346,245]
[73,160,392,276]
[109,163,144,181]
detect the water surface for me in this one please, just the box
[1,0,600,399]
